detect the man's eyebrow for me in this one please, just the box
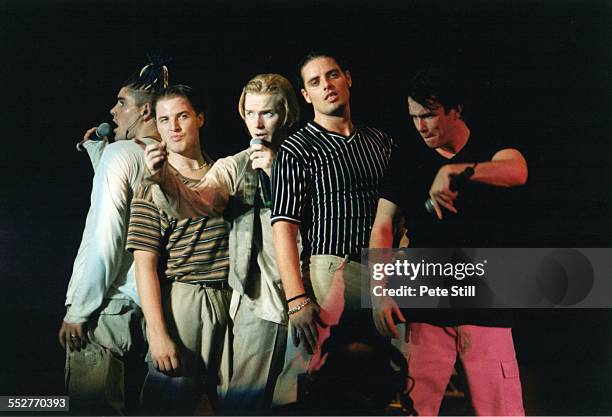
[245,108,275,115]
[306,75,320,84]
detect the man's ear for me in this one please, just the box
[301,88,312,104]
[345,70,352,88]
[197,112,205,128]
[141,103,153,121]
[455,104,463,120]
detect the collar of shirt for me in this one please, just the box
[308,120,359,143]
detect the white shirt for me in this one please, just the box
[64,138,155,323]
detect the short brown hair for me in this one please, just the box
[238,73,299,129]
[152,84,205,117]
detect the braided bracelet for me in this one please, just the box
[287,297,312,316]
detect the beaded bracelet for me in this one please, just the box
[287,297,312,316]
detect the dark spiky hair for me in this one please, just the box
[123,54,171,105]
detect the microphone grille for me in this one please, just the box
[249,138,264,146]
[97,122,112,137]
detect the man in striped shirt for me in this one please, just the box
[271,52,394,405]
[127,85,231,415]
[138,73,302,414]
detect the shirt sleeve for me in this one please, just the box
[271,148,309,225]
[378,140,409,208]
[63,145,138,323]
[126,185,164,257]
[83,138,110,172]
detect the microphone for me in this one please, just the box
[425,165,476,214]
[249,138,272,208]
[76,122,112,152]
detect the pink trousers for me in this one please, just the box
[405,323,525,416]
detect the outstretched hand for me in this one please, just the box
[134,138,168,176]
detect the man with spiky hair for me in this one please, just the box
[58,59,168,415]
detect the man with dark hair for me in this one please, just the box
[58,60,168,415]
[370,66,527,416]
[140,73,301,414]
[127,85,231,415]
[271,52,394,405]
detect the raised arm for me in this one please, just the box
[428,147,528,219]
[136,139,231,219]
[81,126,110,171]
[60,144,140,349]
[63,146,135,323]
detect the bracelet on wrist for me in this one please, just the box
[287,297,312,316]
[286,293,307,304]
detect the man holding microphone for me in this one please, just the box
[139,74,301,414]
[58,59,168,415]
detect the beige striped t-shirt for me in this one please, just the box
[126,177,230,284]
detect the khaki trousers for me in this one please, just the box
[65,298,146,415]
[272,255,362,406]
[141,281,232,415]
[221,294,287,415]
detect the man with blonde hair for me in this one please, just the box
[141,73,300,414]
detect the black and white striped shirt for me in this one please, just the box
[271,121,394,259]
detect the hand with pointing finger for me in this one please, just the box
[134,138,168,177]
[428,164,460,220]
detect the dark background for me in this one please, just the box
[1,0,611,414]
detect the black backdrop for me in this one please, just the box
[1,0,611,414]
